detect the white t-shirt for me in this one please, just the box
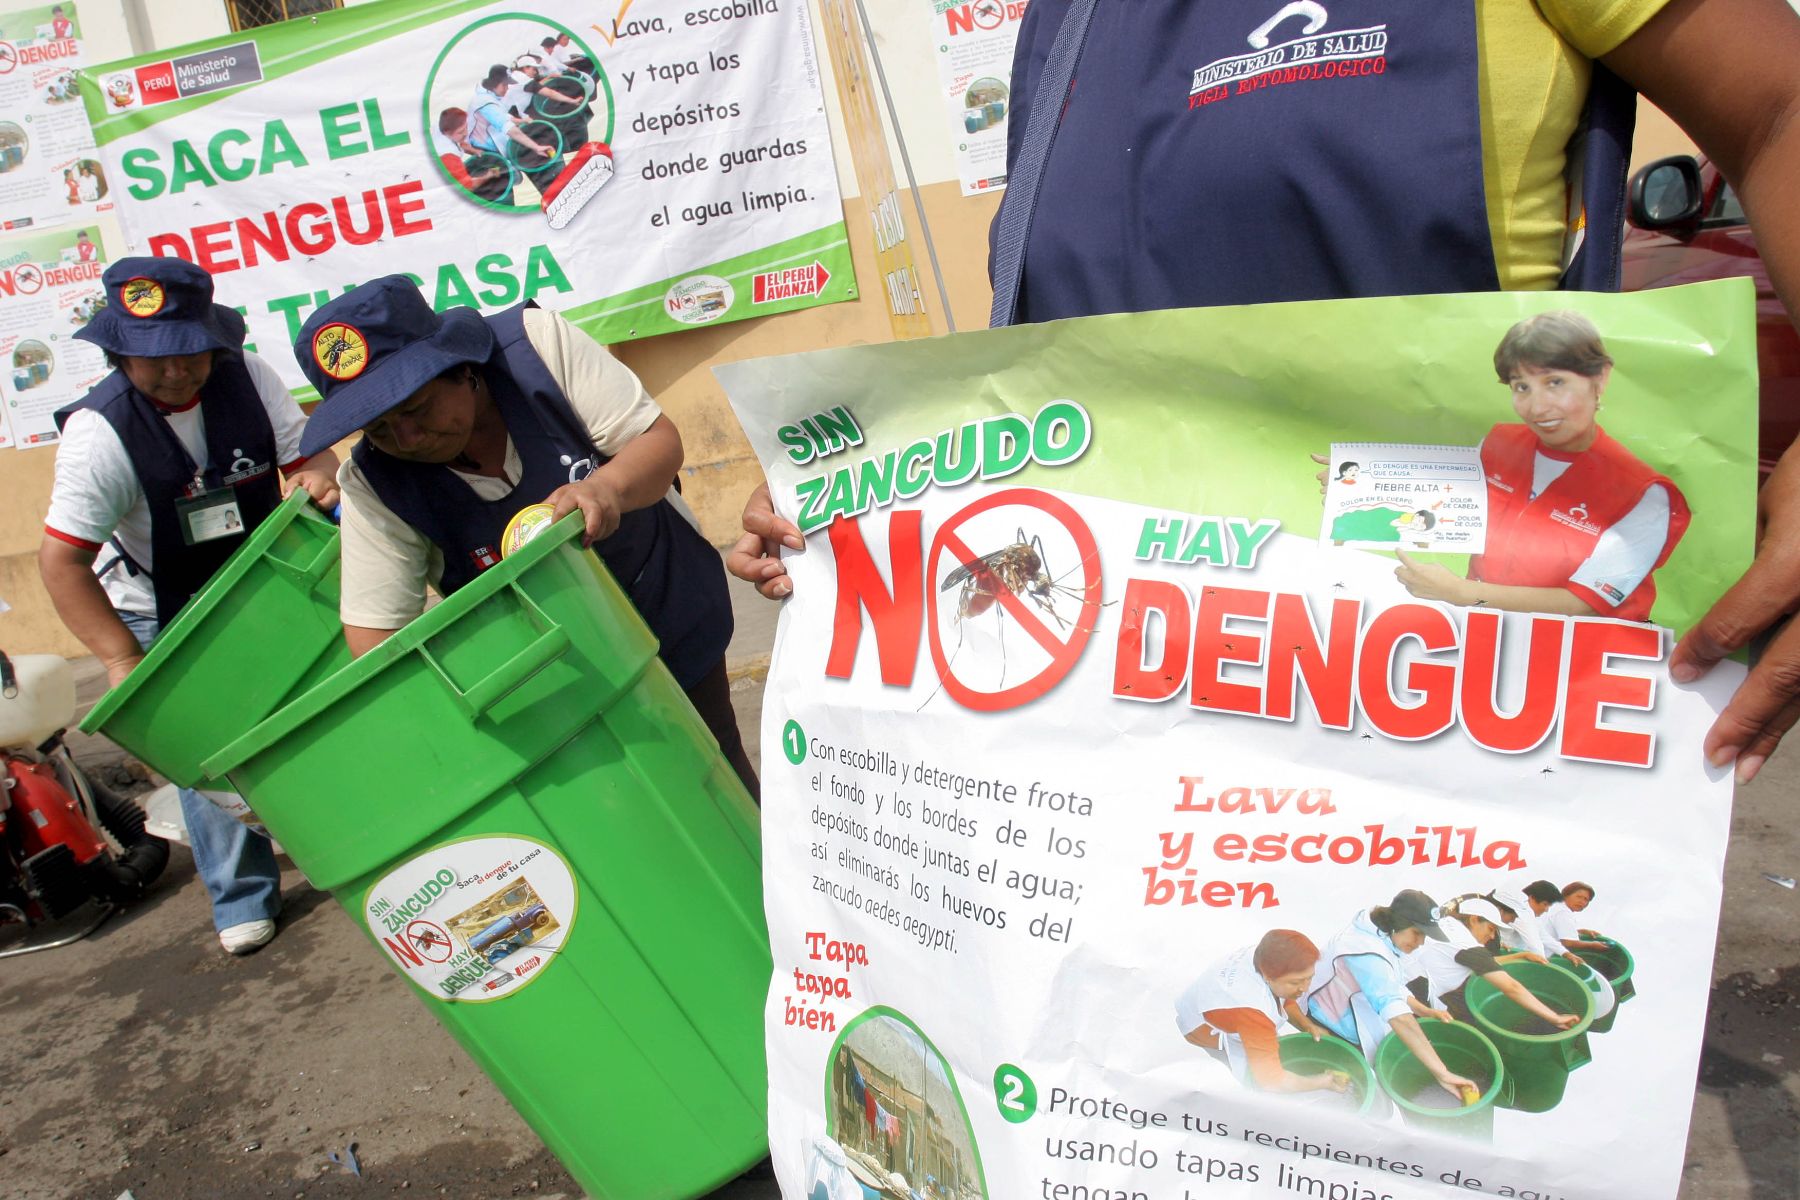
[1497,909,1551,959]
[1541,902,1586,949]
[1529,453,1671,610]
[337,307,663,630]
[44,352,309,618]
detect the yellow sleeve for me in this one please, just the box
[1533,0,1675,59]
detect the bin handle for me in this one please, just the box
[265,533,341,591]
[421,584,572,720]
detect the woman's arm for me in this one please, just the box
[37,537,143,685]
[1284,998,1331,1041]
[546,415,683,546]
[1607,0,1800,782]
[1484,971,1580,1030]
[1495,951,1550,967]
[1387,1014,1478,1100]
[1405,993,1455,1023]
[1393,550,1600,615]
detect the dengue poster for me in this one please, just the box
[718,280,1757,1200]
[0,222,110,448]
[79,0,854,400]
[0,2,109,230]
[925,0,1028,195]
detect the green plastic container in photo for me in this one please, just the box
[1374,1020,1508,1140]
[1551,957,1620,1034]
[78,489,350,788]
[1581,938,1638,1006]
[1270,1033,1389,1118]
[1465,962,1595,1113]
[200,516,769,1200]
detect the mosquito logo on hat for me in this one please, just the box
[312,322,370,381]
[292,275,495,460]
[74,257,247,360]
[120,276,165,318]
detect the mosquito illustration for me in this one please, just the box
[320,332,356,372]
[974,0,1002,18]
[409,926,452,954]
[123,278,158,308]
[918,526,1104,708]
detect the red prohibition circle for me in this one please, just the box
[405,919,455,963]
[13,264,42,294]
[925,487,1103,712]
[0,43,17,75]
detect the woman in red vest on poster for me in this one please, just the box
[1393,310,1690,623]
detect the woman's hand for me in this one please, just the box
[1310,452,1329,497]
[1433,1070,1480,1102]
[1394,549,1473,606]
[283,450,341,513]
[547,471,623,546]
[1546,1011,1581,1031]
[1313,1070,1351,1094]
[725,482,803,600]
[1420,1005,1455,1024]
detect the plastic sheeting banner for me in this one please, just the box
[720,281,1757,1200]
[79,0,854,399]
[0,224,110,447]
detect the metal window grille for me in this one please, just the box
[226,0,342,32]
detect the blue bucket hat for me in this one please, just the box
[295,275,494,458]
[73,257,246,358]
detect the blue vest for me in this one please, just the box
[993,0,1634,323]
[351,303,731,690]
[56,356,279,625]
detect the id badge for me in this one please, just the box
[176,487,246,545]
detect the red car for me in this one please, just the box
[1622,154,1800,474]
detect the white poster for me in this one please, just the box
[926,0,1028,195]
[0,222,109,447]
[719,283,1757,1200]
[0,3,109,230]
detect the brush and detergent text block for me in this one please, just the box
[1322,443,1488,553]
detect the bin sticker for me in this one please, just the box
[363,835,577,1004]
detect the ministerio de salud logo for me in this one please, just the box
[312,322,370,381]
[119,277,165,318]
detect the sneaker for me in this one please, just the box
[219,919,276,956]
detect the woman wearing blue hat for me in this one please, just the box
[39,255,341,956]
[294,275,756,797]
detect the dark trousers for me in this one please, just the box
[683,659,760,803]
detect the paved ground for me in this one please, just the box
[2,576,1794,1199]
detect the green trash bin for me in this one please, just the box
[1465,962,1595,1113]
[1581,938,1637,1006]
[200,517,769,1199]
[79,490,350,788]
[1551,957,1619,1034]
[1268,1033,1388,1118]
[1374,1021,1507,1140]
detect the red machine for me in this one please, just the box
[1,650,167,956]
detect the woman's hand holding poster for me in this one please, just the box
[718,281,1757,1200]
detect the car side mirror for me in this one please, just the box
[1627,156,1703,232]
